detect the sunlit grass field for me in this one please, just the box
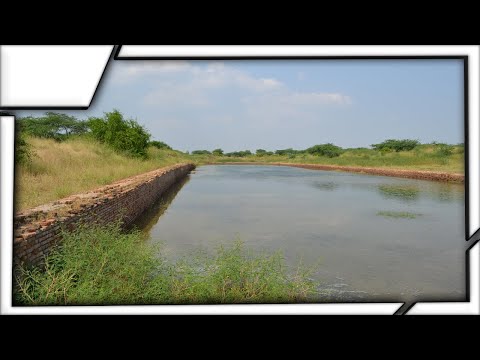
[203,144,465,173]
[16,136,193,211]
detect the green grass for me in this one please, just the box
[14,224,316,305]
[201,144,464,174]
[376,211,422,219]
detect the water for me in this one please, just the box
[133,165,466,303]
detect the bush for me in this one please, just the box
[212,148,224,156]
[275,148,300,156]
[149,141,172,150]
[15,133,33,165]
[371,139,419,152]
[88,110,150,158]
[435,143,454,157]
[256,149,267,156]
[191,150,211,155]
[224,150,252,157]
[306,143,343,158]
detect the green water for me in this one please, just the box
[133,165,466,303]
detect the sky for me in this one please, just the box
[18,59,464,153]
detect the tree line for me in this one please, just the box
[190,139,459,158]
[16,110,171,163]
[16,110,460,164]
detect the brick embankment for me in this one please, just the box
[14,163,195,267]
[217,162,464,183]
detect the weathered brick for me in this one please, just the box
[13,164,194,267]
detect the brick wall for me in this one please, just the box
[14,163,195,267]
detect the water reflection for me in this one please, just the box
[134,165,466,304]
[311,181,340,191]
[129,175,190,235]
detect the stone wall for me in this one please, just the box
[14,163,195,267]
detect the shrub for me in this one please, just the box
[305,143,343,158]
[275,148,298,156]
[256,149,267,156]
[224,150,252,157]
[191,150,211,155]
[435,143,454,157]
[149,140,172,150]
[87,110,150,158]
[371,139,420,152]
[15,133,33,165]
[212,148,224,156]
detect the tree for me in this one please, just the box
[18,112,88,141]
[256,149,267,156]
[212,148,224,156]
[275,148,297,156]
[371,139,419,152]
[192,150,211,155]
[306,143,343,158]
[224,150,252,157]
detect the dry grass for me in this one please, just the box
[207,145,465,174]
[16,137,192,211]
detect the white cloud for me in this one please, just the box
[113,61,192,83]
[286,92,352,105]
[126,62,349,109]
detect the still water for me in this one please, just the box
[133,165,466,303]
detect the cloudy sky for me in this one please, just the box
[19,59,464,152]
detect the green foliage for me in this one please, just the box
[14,224,316,305]
[192,150,212,155]
[149,140,172,150]
[225,150,252,157]
[18,112,88,141]
[212,148,224,156]
[255,149,267,156]
[305,143,343,158]
[15,133,33,165]
[154,241,315,304]
[88,109,151,158]
[15,223,156,305]
[371,139,420,152]
[275,148,300,156]
[434,143,454,157]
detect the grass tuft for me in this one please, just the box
[14,224,316,305]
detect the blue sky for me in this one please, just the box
[19,59,464,152]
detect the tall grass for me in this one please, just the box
[16,136,193,211]
[211,144,464,173]
[14,224,316,305]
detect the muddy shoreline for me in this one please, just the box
[214,162,464,183]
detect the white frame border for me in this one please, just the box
[1,45,478,315]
